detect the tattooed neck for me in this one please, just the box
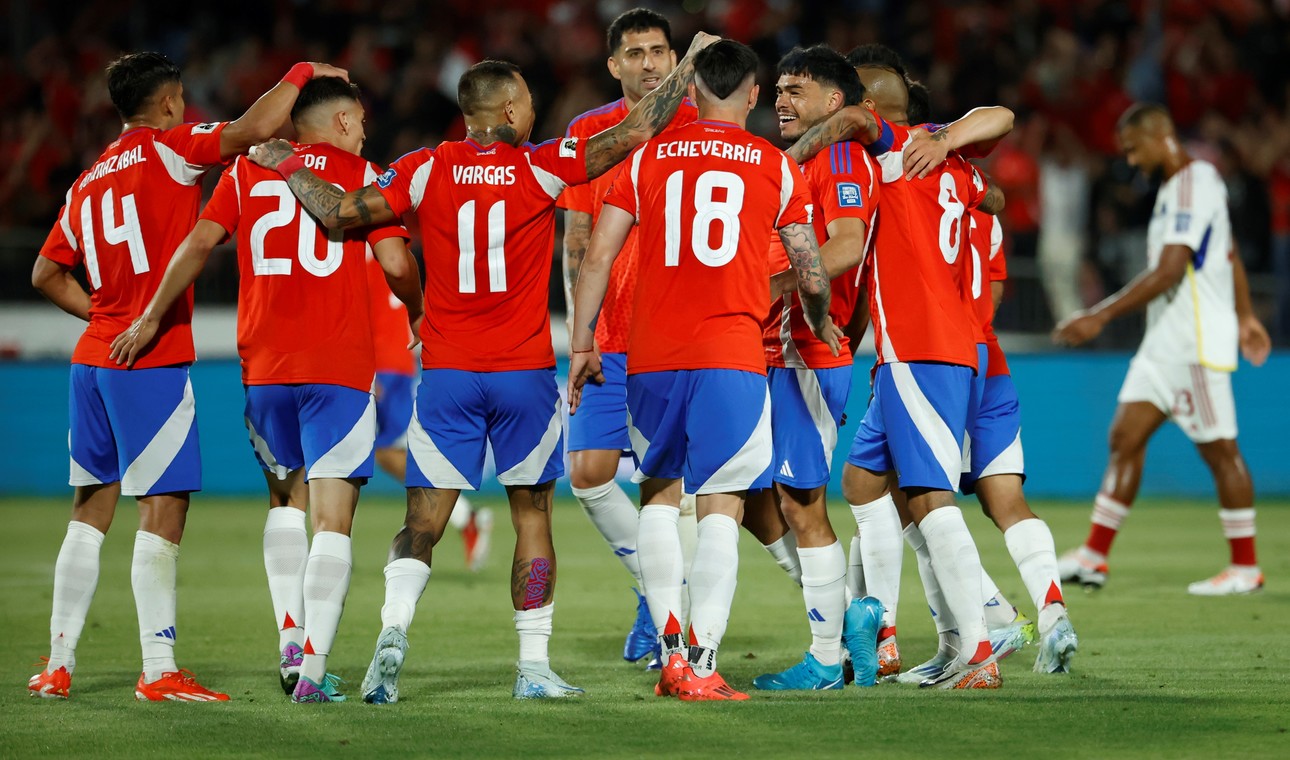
[467,123,522,147]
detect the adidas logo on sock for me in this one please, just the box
[154,626,177,640]
[613,547,637,557]
[807,608,826,623]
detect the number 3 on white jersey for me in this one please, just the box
[79,188,149,289]
[664,169,745,267]
[250,180,343,277]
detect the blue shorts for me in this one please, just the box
[406,368,564,489]
[961,374,1026,493]
[68,364,201,496]
[768,366,852,489]
[567,352,630,452]
[244,384,376,482]
[374,371,415,449]
[847,361,972,492]
[626,369,772,495]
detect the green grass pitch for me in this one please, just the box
[1,496,1288,759]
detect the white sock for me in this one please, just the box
[688,514,740,652]
[678,492,698,624]
[300,531,352,683]
[980,569,1018,628]
[572,481,643,585]
[904,522,953,636]
[381,558,431,632]
[48,521,105,673]
[798,541,846,667]
[1004,518,1065,632]
[918,507,989,664]
[132,531,179,682]
[763,530,802,587]
[637,505,684,648]
[263,507,308,650]
[851,494,903,629]
[515,604,554,666]
[846,534,865,602]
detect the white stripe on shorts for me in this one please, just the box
[978,429,1025,479]
[309,393,376,479]
[497,397,563,486]
[889,363,962,491]
[699,386,773,495]
[246,417,291,481]
[121,377,196,496]
[69,427,104,486]
[407,409,472,489]
[793,367,839,462]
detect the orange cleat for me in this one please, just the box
[28,661,71,699]
[677,670,749,701]
[654,652,692,697]
[134,670,230,702]
[877,634,902,677]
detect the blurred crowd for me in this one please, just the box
[2,0,1288,341]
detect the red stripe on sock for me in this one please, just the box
[1086,523,1119,556]
[302,638,315,656]
[1045,581,1065,606]
[282,612,297,630]
[687,624,698,647]
[1229,536,1257,566]
[969,639,992,665]
[663,613,682,637]
[878,626,897,640]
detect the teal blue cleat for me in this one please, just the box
[752,652,843,691]
[292,673,347,703]
[842,596,883,687]
[623,588,658,663]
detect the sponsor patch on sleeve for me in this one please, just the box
[376,167,397,188]
[836,182,863,208]
[559,137,579,158]
[191,122,219,135]
[1175,212,1191,234]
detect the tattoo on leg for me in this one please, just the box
[513,557,554,610]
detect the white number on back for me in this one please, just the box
[937,172,965,265]
[457,200,507,293]
[249,180,343,277]
[79,189,149,288]
[664,169,745,267]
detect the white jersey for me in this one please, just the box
[1138,159,1237,371]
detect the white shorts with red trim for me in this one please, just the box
[1117,356,1237,443]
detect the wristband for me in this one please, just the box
[570,348,595,354]
[282,62,313,89]
[275,154,306,179]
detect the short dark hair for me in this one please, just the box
[291,77,362,124]
[106,52,181,120]
[1118,102,1170,131]
[606,8,672,54]
[777,45,864,107]
[845,44,907,79]
[906,80,931,126]
[694,40,759,101]
[457,60,522,116]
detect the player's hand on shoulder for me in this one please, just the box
[1052,310,1106,347]
[249,139,295,170]
[308,63,350,81]
[903,129,950,180]
[108,315,160,368]
[1239,315,1271,367]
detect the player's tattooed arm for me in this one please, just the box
[562,210,593,321]
[583,31,720,179]
[779,222,843,355]
[220,63,350,159]
[785,106,880,164]
[31,257,90,322]
[248,139,396,230]
[979,183,1006,215]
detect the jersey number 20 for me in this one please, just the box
[250,181,344,277]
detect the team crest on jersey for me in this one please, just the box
[836,182,863,208]
[376,167,397,188]
[1175,212,1191,233]
[559,137,579,158]
[805,203,814,224]
[191,122,218,134]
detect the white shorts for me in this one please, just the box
[1117,357,1237,443]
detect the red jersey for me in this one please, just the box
[366,249,417,375]
[604,120,812,375]
[375,137,588,372]
[863,115,986,370]
[201,143,410,391]
[974,211,1011,377]
[38,122,228,369]
[764,142,878,369]
[558,99,698,353]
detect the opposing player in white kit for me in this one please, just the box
[1054,103,1271,596]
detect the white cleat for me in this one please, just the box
[1033,616,1078,674]
[1187,566,1264,596]
[894,651,953,684]
[361,626,409,704]
[1058,548,1108,590]
[513,661,584,699]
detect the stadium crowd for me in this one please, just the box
[2,0,1289,338]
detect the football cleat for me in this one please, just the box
[841,596,883,687]
[135,670,230,702]
[28,661,71,699]
[361,626,409,704]
[1034,616,1079,674]
[513,661,584,699]
[920,659,1002,690]
[752,652,843,691]
[988,614,1037,661]
[463,507,494,573]
[1187,566,1264,596]
[623,588,658,663]
[877,634,901,677]
[894,651,953,684]
[654,652,692,697]
[1058,548,1108,590]
[279,641,303,695]
[677,671,749,701]
[292,673,346,703]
